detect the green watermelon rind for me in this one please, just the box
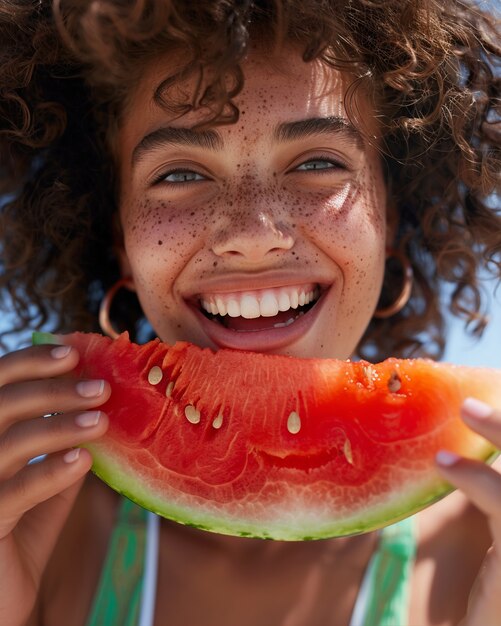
[33,332,62,346]
[85,440,498,541]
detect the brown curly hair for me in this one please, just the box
[0,0,500,360]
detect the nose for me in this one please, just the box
[211,211,295,261]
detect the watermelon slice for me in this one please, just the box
[34,331,500,540]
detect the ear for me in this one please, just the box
[112,212,136,290]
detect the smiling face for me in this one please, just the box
[115,49,391,359]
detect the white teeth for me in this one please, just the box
[215,297,227,316]
[278,292,291,312]
[227,299,240,318]
[240,294,260,319]
[200,285,320,319]
[260,292,279,317]
[273,317,295,328]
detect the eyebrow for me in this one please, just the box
[131,115,364,166]
[274,117,365,150]
[132,127,223,165]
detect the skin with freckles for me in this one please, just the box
[115,50,389,358]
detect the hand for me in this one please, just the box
[436,398,501,626]
[0,344,110,626]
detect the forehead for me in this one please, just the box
[117,47,378,156]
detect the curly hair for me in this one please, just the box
[0,0,500,360]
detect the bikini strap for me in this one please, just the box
[85,497,149,626]
[359,516,417,626]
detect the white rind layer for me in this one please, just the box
[86,440,497,540]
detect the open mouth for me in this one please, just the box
[197,284,322,332]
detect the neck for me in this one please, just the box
[161,518,378,565]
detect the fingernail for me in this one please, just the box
[462,397,492,420]
[63,448,81,463]
[75,411,101,428]
[436,450,461,467]
[76,380,105,398]
[51,345,72,359]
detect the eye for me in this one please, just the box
[152,168,207,185]
[295,158,343,172]
[164,170,205,183]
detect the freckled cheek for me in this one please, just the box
[121,199,209,280]
[337,228,385,303]
[343,263,384,306]
[287,184,386,317]
[289,184,385,261]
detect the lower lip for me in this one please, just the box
[189,289,329,352]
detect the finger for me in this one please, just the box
[436,452,501,543]
[0,410,109,481]
[461,397,501,449]
[0,377,111,431]
[0,448,93,539]
[0,344,79,387]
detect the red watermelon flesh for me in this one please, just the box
[34,331,500,540]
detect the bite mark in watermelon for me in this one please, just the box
[34,331,500,540]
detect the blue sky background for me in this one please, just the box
[443,278,500,367]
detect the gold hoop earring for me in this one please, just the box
[373,249,413,319]
[99,277,135,339]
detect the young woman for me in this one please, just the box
[0,1,500,624]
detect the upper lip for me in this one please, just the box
[183,272,333,302]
